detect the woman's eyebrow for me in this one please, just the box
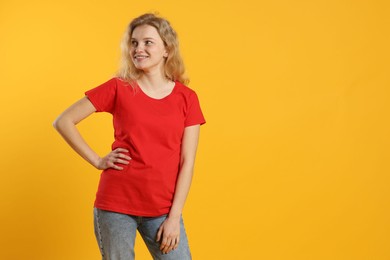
[131,37,156,41]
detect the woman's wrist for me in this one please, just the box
[91,155,102,169]
[168,210,182,220]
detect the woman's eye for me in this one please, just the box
[131,41,138,47]
[145,41,153,45]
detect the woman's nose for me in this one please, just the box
[134,44,144,52]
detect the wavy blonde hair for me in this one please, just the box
[117,13,189,85]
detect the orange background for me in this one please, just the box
[1,0,389,259]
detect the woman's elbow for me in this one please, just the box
[52,114,69,132]
[52,116,61,130]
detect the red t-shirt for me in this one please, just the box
[85,77,205,216]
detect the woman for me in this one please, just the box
[53,13,205,260]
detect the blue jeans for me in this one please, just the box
[93,208,192,260]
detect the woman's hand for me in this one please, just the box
[156,216,180,254]
[96,148,131,170]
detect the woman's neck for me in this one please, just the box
[137,71,172,91]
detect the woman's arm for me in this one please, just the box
[169,124,201,218]
[53,97,131,170]
[157,124,201,254]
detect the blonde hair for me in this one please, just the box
[117,13,189,85]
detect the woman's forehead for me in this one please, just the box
[131,25,161,39]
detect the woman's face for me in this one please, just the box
[130,25,168,73]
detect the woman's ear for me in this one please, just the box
[163,47,169,58]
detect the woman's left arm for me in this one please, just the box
[157,124,201,254]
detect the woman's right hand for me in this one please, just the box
[96,148,132,170]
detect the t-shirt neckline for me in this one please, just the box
[136,81,177,101]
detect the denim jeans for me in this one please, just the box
[93,208,192,260]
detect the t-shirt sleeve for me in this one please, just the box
[185,91,206,127]
[85,78,117,113]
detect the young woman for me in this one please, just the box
[53,13,205,260]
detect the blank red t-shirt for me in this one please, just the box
[85,77,205,216]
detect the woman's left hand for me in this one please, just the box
[156,216,180,254]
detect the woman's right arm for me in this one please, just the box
[53,97,130,170]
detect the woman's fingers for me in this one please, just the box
[98,148,132,170]
[173,237,179,250]
[156,227,162,242]
[160,237,171,254]
[157,217,181,254]
[114,148,128,153]
[161,237,178,254]
[113,148,131,161]
[109,161,124,170]
[116,153,132,161]
[159,232,179,254]
[114,158,130,165]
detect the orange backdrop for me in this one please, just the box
[1,0,389,259]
